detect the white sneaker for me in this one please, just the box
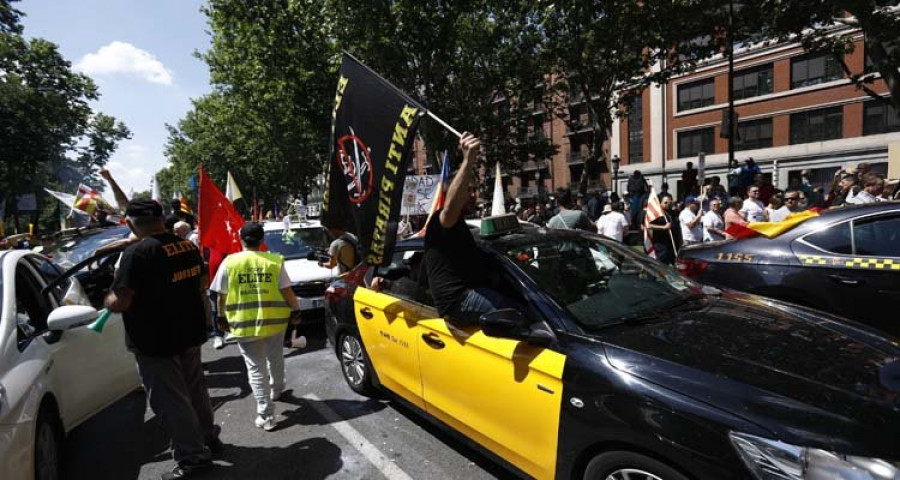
[254,414,276,431]
[289,335,307,349]
[212,336,224,350]
[223,333,235,343]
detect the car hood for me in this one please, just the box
[284,258,335,284]
[600,291,900,458]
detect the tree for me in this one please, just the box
[165,0,337,208]
[0,0,130,234]
[536,1,715,190]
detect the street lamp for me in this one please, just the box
[611,155,621,194]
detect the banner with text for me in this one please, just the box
[322,53,425,266]
[401,175,440,216]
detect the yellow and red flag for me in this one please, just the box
[725,210,820,239]
[73,184,113,216]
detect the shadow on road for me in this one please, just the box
[63,391,172,480]
[276,390,387,430]
[208,436,344,480]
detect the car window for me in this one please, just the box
[375,249,431,306]
[804,222,852,255]
[503,235,698,330]
[265,227,333,260]
[853,214,900,257]
[15,262,52,349]
[44,226,131,270]
[28,255,70,304]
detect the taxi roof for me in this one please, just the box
[263,218,322,231]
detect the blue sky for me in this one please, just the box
[20,0,211,196]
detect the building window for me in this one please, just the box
[791,52,842,89]
[677,78,715,112]
[736,118,773,151]
[863,101,900,136]
[790,106,843,144]
[628,98,644,163]
[677,127,715,158]
[733,64,774,100]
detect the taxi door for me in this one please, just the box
[353,286,425,409]
[417,316,565,480]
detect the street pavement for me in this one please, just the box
[62,324,517,480]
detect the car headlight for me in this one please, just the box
[730,432,900,480]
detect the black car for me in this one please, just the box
[325,216,900,480]
[677,202,900,336]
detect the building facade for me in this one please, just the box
[406,28,899,204]
[612,30,900,197]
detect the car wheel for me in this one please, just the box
[339,331,375,396]
[584,451,689,480]
[34,405,63,480]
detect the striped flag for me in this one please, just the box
[179,196,193,216]
[73,184,113,217]
[415,151,450,238]
[642,185,663,259]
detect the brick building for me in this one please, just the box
[406,28,899,203]
[612,30,899,198]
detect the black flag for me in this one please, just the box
[322,53,425,266]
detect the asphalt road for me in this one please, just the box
[63,324,517,480]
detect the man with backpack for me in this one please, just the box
[321,218,359,275]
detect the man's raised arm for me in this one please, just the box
[439,133,480,228]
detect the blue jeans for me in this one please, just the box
[448,288,522,327]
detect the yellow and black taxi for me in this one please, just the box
[676,202,900,337]
[325,215,900,480]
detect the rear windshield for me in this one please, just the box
[44,227,131,270]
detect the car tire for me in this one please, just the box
[34,404,63,480]
[583,451,689,480]
[338,331,376,396]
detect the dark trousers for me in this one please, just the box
[134,346,217,464]
[448,288,523,327]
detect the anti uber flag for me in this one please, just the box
[323,53,425,266]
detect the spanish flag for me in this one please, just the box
[725,210,819,239]
[179,196,193,216]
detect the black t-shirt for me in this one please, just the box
[419,212,488,316]
[112,233,207,357]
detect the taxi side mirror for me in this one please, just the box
[480,309,555,346]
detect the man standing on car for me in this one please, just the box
[210,222,301,431]
[419,132,523,327]
[104,200,220,480]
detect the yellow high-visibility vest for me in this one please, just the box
[223,251,290,338]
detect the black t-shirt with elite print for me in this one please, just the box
[112,233,207,357]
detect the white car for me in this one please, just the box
[0,250,140,480]
[263,219,336,322]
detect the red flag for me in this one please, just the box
[199,166,244,255]
[642,185,663,258]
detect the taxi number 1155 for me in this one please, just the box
[716,252,754,262]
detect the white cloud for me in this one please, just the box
[76,41,174,85]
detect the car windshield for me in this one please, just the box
[43,226,131,270]
[502,234,703,330]
[265,227,332,260]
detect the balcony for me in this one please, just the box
[517,186,540,198]
[566,121,593,136]
[568,153,587,165]
[522,160,549,171]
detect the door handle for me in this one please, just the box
[360,307,374,319]
[421,333,445,349]
[828,275,864,287]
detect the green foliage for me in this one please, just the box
[0,0,130,234]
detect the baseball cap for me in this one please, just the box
[125,200,163,218]
[685,196,699,204]
[240,222,265,241]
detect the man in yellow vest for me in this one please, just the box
[210,222,301,431]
